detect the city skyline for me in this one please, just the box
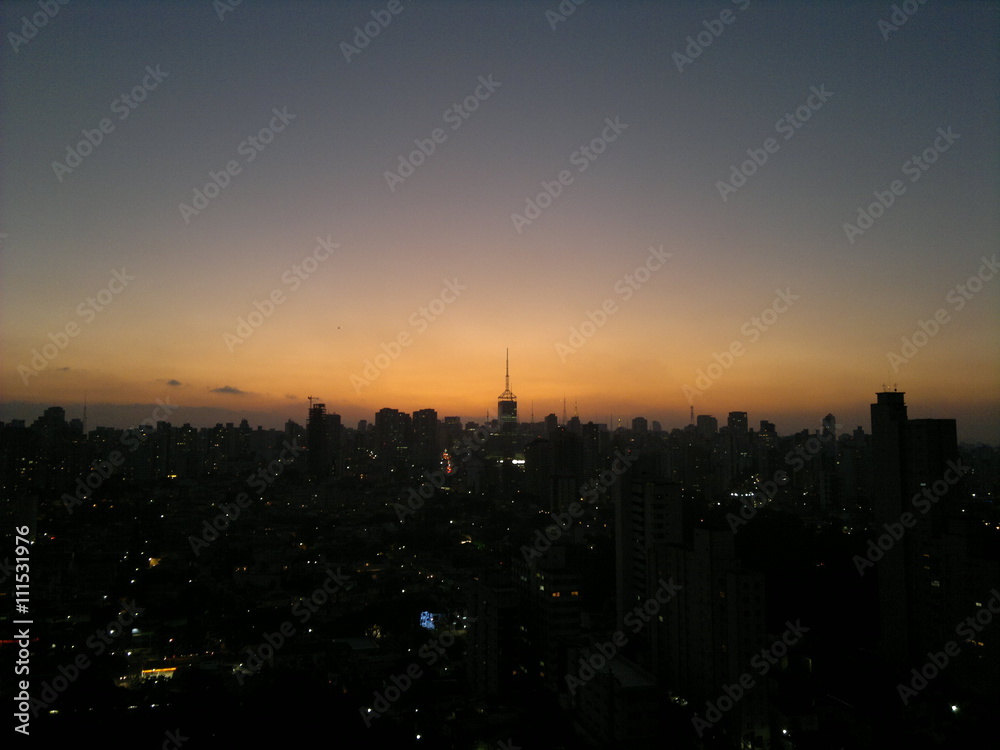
[2,385,989,447]
[5,3,998,744]
[3,2,998,443]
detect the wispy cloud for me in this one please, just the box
[211,385,247,395]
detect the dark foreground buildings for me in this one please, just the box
[1,390,997,748]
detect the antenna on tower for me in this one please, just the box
[562,397,567,425]
[690,405,694,425]
[531,401,534,423]
[83,391,88,438]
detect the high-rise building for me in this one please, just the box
[513,544,585,693]
[695,414,718,440]
[663,528,768,745]
[307,402,330,479]
[727,411,751,479]
[497,349,517,432]
[375,408,410,461]
[544,413,558,436]
[616,475,683,641]
[567,415,582,435]
[324,411,341,476]
[523,438,554,501]
[870,391,962,661]
[442,416,462,449]
[870,390,911,661]
[614,459,769,745]
[412,408,439,466]
[468,576,520,698]
[822,413,837,438]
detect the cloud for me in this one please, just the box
[285,394,298,400]
[211,385,248,395]
[166,379,182,386]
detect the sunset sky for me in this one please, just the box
[2,0,998,441]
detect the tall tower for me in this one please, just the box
[870,390,960,661]
[307,400,330,480]
[497,349,517,432]
[412,408,439,467]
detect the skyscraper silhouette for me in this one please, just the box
[307,401,330,479]
[871,390,962,661]
[497,349,517,432]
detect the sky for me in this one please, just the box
[2,0,998,442]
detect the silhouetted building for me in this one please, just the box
[727,411,748,435]
[307,402,330,479]
[696,414,718,440]
[871,391,963,662]
[663,528,768,746]
[544,413,558,436]
[497,349,517,432]
[468,577,520,697]
[412,408,439,467]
